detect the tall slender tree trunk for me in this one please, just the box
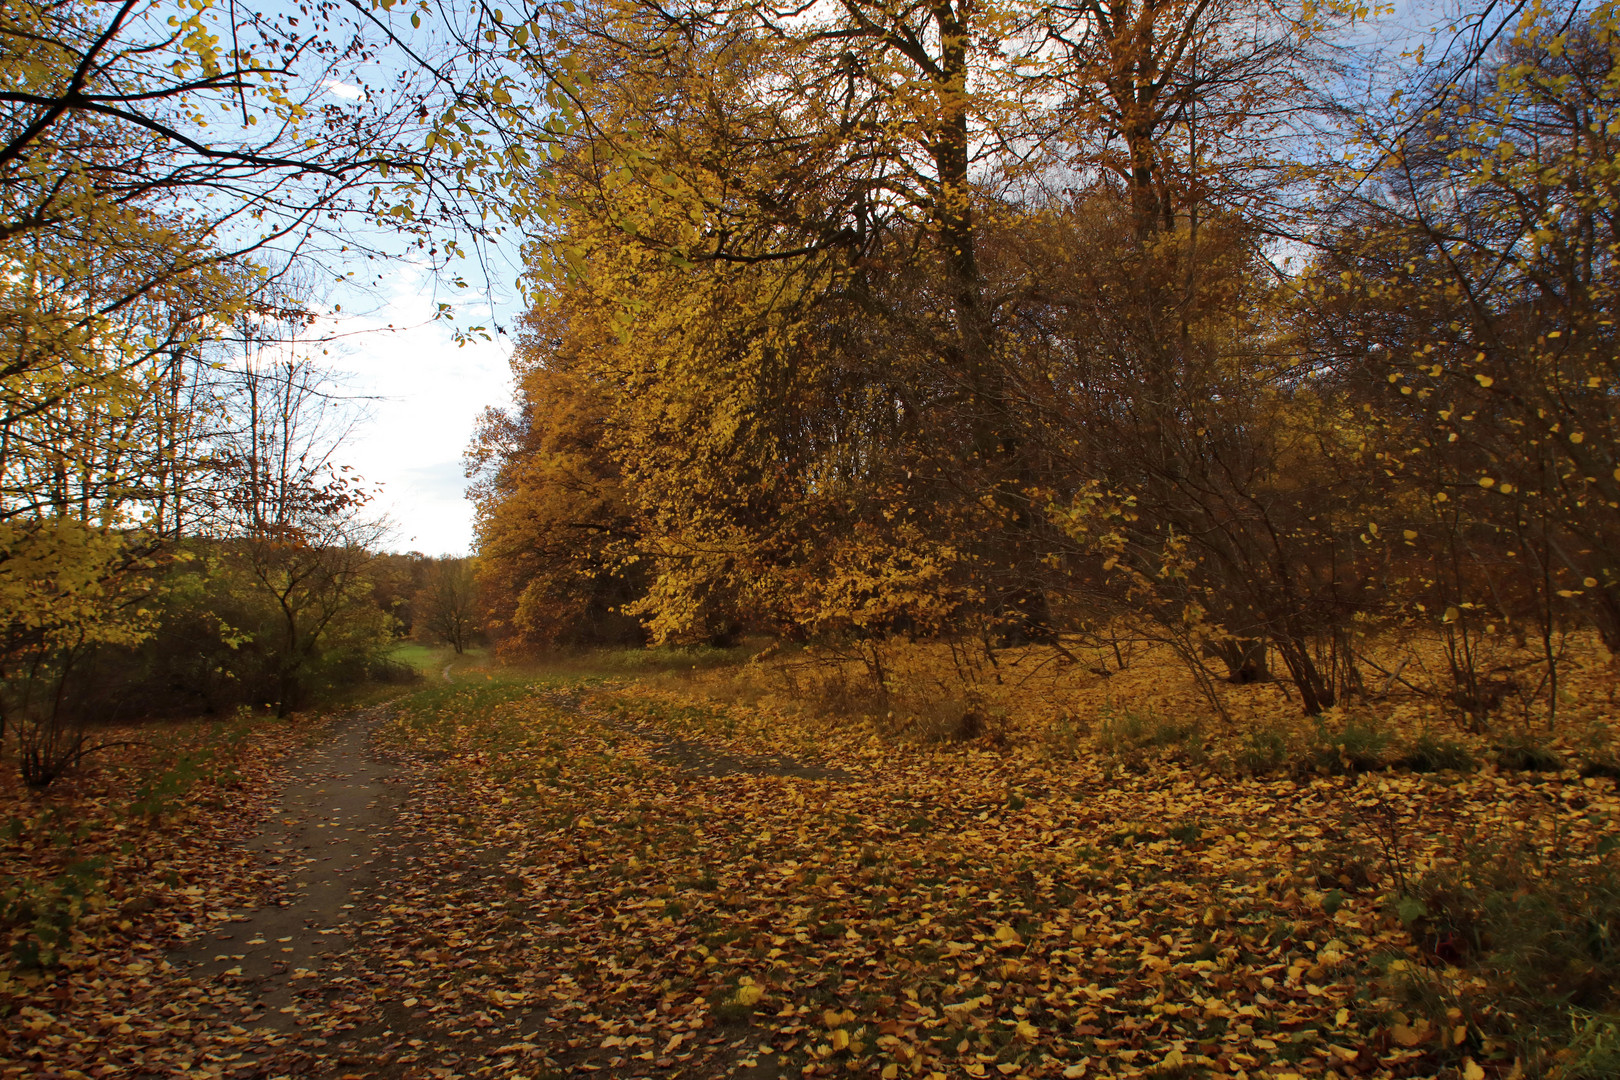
[931,9,1051,639]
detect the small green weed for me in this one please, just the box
[1307,718,1389,774]
[1494,736,1563,773]
[1168,820,1203,844]
[1384,837,1620,1077]
[709,983,763,1024]
[2,857,106,969]
[1096,707,1200,768]
[1237,727,1289,774]
[1044,713,1087,761]
[1575,721,1620,780]
[1397,735,1477,773]
[1562,1016,1620,1080]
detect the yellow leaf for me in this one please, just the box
[882,1066,899,1080]
[1464,1060,1485,1080]
[831,1029,850,1051]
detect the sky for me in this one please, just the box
[315,261,516,557]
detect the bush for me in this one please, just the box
[1577,724,1620,781]
[894,697,1003,744]
[1043,713,1088,761]
[366,658,424,685]
[1,856,105,969]
[1236,727,1289,775]
[1097,708,1198,753]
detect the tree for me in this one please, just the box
[1037,0,1322,238]
[0,180,247,780]
[0,0,470,768]
[414,557,480,654]
[468,302,646,649]
[471,0,1355,692]
[212,354,388,716]
[1292,4,1620,722]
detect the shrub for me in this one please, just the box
[1576,724,1620,781]
[1236,727,1289,774]
[1385,839,1620,1077]
[1043,713,1088,761]
[1096,708,1198,753]
[888,697,1007,744]
[365,657,424,686]
[1,857,105,969]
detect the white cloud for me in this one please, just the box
[314,264,514,556]
[324,79,366,101]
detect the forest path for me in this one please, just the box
[156,680,830,1079]
[165,705,415,1075]
[171,708,394,994]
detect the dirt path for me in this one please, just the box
[166,707,406,1073]
[158,686,834,1078]
[174,710,395,993]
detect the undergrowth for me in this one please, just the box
[1383,836,1620,1078]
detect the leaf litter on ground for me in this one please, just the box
[2,672,1616,1079]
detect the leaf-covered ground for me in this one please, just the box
[2,669,1616,1079]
